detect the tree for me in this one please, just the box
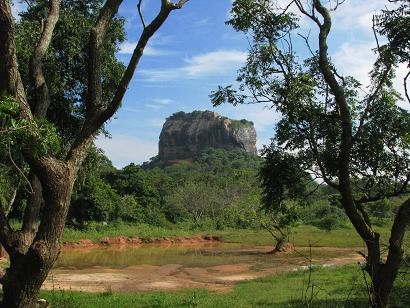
[212,1,410,306]
[0,0,188,306]
[258,145,307,251]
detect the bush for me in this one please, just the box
[367,198,393,225]
[115,195,145,223]
[302,203,347,231]
[69,175,119,223]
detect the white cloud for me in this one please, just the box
[143,98,174,110]
[96,135,157,168]
[331,0,388,31]
[119,42,176,56]
[144,103,161,110]
[120,33,176,56]
[139,49,247,82]
[153,98,173,105]
[332,41,376,87]
[393,63,410,109]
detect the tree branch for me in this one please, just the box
[30,0,61,118]
[295,0,321,27]
[384,197,410,280]
[0,202,15,255]
[404,70,410,104]
[68,0,188,164]
[0,1,32,120]
[137,0,146,29]
[313,0,377,250]
[86,0,123,121]
[97,0,187,126]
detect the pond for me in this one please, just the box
[44,243,361,293]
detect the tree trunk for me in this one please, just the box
[274,237,286,252]
[1,251,51,308]
[368,197,410,307]
[1,159,75,308]
[372,266,397,308]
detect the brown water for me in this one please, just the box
[45,244,362,293]
[55,243,290,269]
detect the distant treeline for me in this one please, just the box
[8,147,401,231]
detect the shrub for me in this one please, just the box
[302,203,347,231]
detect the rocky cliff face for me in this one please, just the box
[159,111,257,162]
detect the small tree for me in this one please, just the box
[212,1,410,306]
[258,145,307,252]
[0,0,188,306]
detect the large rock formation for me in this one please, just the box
[159,110,257,162]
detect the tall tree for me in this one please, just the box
[212,1,410,306]
[0,0,188,306]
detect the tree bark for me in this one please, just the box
[1,159,75,308]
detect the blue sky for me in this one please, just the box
[12,0,408,168]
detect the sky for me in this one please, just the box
[12,0,408,168]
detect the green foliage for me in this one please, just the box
[301,203,348,232]
[71,174,119,223]
[228,118,254,130]
[212,0,410,242]
[115,195,145,223]
[2,1,126,225]
[259,144,308,210]
[15,0,125,146]
[372,1,409,87]
[68,147,263,229]
[0,95,61,157]
[367,198,393,226]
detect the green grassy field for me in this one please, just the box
[62,222,407,249]
[41,265,410,307]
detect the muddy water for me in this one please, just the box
[44,244,362,293]
[54,243,292,269]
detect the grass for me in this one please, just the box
[63,222,408,249]
[41,265,410,307]
[62,222,202,242]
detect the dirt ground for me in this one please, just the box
[42,245,364,293]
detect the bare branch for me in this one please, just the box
[7,140,34,194]
[169,0,190,9]
[96,0,187,127]
[68,0,188,163]
[295,0,321,27]
[354,63,392,141]
[330,0,346,11]
[137,0,146,29]
[297,30,315,57]
[30,0,61,118]
[372,15,381,55]
[404,70,410,104]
